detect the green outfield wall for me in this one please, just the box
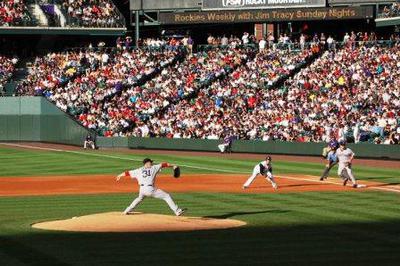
[127,137,400,160]
[1,97,399,159]
[0,97,90,145]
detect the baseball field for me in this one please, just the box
[1,143,400,265]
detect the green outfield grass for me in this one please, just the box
[0,146,399,184]
[0,145,400,265]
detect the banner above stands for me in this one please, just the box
[159,6,374,24]
[202,0,326,10]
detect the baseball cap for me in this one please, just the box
[329,139,339,148]
[339,140,347,146]
[266,155,272,161]
[142,158,153,165]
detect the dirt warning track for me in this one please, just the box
[1,173,397,197]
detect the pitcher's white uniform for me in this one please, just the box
[122,163,182,215]
[243,159,277,189]
[336,147,357,185]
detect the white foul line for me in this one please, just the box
[0,143,238,173]
[1,142,399,194]
[283,174,400,194]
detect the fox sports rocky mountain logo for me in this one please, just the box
[222,0,245,7]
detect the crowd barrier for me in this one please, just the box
[0,97,399,159]
[126,137,400,160]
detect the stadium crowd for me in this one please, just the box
[0,0,31,26]
[14,32,400,145]
[142,45,320,140]
[0,55,18,95]
[141,41,399,144]
[381,2,400,18]
[81,47,252,137]
[62,0,123,27]
[17,47,180,125]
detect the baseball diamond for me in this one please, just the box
[0,143,400,265]
[1,0,400,265]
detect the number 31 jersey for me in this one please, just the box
[128,164,163,186]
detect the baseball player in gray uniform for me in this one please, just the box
[243,156,278,189]
[116,158,186,216]
[336,141,364,188]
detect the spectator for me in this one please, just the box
[0,55,18,95]
[0,0,32,26]
[62,0,124,28]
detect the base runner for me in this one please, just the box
[116,158,186,216]
[243,156,278,189]
[336,141,365,188]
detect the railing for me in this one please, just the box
[63,44,187,54]
[197,42,321,52]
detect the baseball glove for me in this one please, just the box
[173,167,181,178]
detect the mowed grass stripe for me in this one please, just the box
[1,146,399,184]
[1,192,400,265]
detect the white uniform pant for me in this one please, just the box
[84,140,95,149]
[218,143,229,153]
[124,186,179,215]
[244,164,275,187]
[339,166,357,185]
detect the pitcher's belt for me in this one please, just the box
[140,184,153,187]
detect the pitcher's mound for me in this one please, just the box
[32,212,246,233]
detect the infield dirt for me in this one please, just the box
[1,173,397,197]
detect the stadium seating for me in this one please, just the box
[380,2,400,18]
[16,46,182,134]
[61,0,124,28]
[144,46,319,139]
[0,0,32,26]
[144,41,399,144]
[15,34,400,144]
[0,0,125,28]
[0,55,18,95]
[80,46,253,137]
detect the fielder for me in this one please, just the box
[320,140,339,181]
[218,135,234,153]
[336,141,364,188]
[116,158,186,216]
[84,134,95,150]
[243,156,278,189]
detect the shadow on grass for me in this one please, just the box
[2,219,400,266]
[204,210,289,219]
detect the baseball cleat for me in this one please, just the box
[272,183,278,190]
[242,185,248,190]
[319,177,324,181]
[353,184,358,188]
[124,211,134,215]
[176,208,187,216]
[343,178,349,186]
